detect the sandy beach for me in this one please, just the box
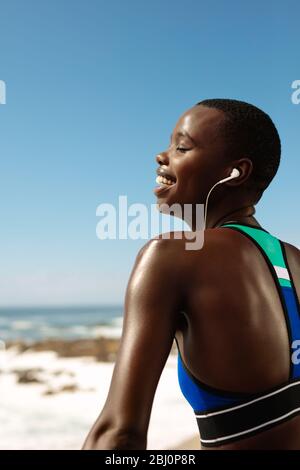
[0,338,200,450]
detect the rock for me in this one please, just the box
[52,369,75,377]
[59,384,79,393]
[15,369,45,384]
[43,383,79,395]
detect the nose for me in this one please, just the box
[156,151,169,166]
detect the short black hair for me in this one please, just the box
[196,99,281,193]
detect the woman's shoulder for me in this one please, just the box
[282,240,300,255]
[137,231,188,258]
[136,228,236,264]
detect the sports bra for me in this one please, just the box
[175,222,300,447]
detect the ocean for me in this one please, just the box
[0,306,124,342]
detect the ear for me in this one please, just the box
[225,158,253,186]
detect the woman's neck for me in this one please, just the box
[207,205,260,229]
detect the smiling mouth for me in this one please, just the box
[153,174,177,196]
[155,174,176,188]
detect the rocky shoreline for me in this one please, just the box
[1,337,195,449]
[5,336,178,362]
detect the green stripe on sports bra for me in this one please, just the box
[220,223,292,288]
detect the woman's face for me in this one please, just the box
[154,105,231,208]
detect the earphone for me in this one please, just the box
[203,168,241,230]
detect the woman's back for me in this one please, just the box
[175,222,300,449]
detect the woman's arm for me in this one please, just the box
[82,236,184,450]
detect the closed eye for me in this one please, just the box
[176,146,190,153]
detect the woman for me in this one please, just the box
[82,99,300,450]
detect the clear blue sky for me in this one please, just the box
[0,0,299,306]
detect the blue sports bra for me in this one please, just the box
[175,222,300,447]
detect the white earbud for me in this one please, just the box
[204,168,240,230]
[217,167,240,184]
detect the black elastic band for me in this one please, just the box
[196,379,300,447]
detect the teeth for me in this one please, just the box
[155,175,175,186]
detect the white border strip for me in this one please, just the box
[274,265,290,281]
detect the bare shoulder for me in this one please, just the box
[131,232,190,283]
[137,231,188,257]
[152,230,191,241]
[142,229,240,256]
[135,228,250,269]
[282,240,300,256]
[281,240,300,272]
